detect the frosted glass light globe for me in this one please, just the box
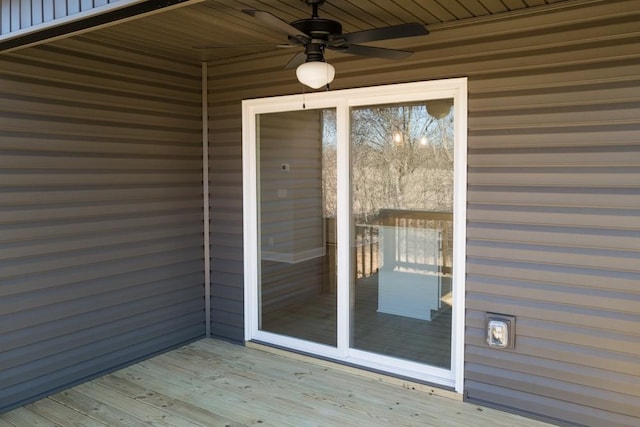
[296,61,335,89]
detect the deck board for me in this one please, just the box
[0,406,57,427]
[0,339,557,426]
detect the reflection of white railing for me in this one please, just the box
[354,209,453,279]
[383,225,441,274]
[354,224,379,278]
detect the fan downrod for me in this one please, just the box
[305,0,326,18]
[292,0,341,40]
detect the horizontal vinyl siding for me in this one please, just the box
[0,0,135,35]
[461,2,640,425]
[208,0,640,425]
[208,101,244,341]
[0,39,204,412]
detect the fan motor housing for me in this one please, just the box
[291,18,342,39]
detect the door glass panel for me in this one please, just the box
[351,100,454,368]
[258,109,337,346]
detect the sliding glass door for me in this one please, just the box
[350,101,454,369]
[257,108,337,347]
[243,79,467,392]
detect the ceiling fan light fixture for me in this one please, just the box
[296,60,335,89]
[239,2,428,88]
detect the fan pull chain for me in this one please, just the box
[302,84,306,109]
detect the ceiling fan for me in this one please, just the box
[200,0,429,89]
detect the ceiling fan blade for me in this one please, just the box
[332,44,414,60]
[242,9,310,43]
[284,51,307,69]
[341,23,428,45]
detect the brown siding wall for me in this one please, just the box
[0,37,204,412]
[207,100,244,341]
[208,1,640,426]
[1,0,127,36]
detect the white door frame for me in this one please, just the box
[242,78,467,393]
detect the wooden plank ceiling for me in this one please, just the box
[71,0,572,65]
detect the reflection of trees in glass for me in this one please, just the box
[322,102,454,221]
[322,109,337,218]
[353,103,454,221]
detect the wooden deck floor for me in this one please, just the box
[0,339,557,427]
